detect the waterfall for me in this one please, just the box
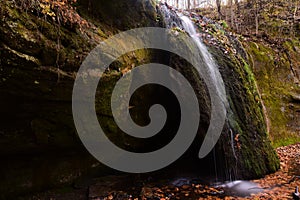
[179,15,228,107]
[159,5,226,99]
[159,3,240,181]
[179,15,239,181]
[159,4,184,29]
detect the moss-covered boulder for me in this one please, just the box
[164,28,279,179]
[156,8,279,179]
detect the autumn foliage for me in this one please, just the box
[16,0,89,31]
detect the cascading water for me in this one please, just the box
[158,4,274,188]
[179,15,228,107]
[178,14,242,183]
[176,15,265,195]
[179,15,229,181]
[159,4,183,29]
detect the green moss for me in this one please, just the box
[273,134,300,148]
[247,42,273,63]
[243,39,300,148]
[220,20,229,29]
[206,40,280,178]
[97,28,108,38]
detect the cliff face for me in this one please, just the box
[239,0,300,147]
[0,0,159,153]
[243,38,300,147]
[0,0,282,197]
[0,0,95,153]
[0,0,158,196]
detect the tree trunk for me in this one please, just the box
[228,0,234,27]
[216,0,222,18]
[235,0,240,13]
[255,0,259,35]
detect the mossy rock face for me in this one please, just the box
[205,43,279,179]
[132,29,280,180]
[0,1,89,153]
[165,26,280,179]
[243,39,300,148]
[0,1,155,197]
[0,0,166,196]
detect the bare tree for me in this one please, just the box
[254,0,259,35]
[187,0,191,9]
[227,0,234,27]
[216,0,222,18]
[235,0,240,12]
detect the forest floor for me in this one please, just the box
[205,142,300,200]
[28,143,300,200]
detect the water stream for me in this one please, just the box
[179,15,228,107]
[179,14,242,182]
[178,14,227,181]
